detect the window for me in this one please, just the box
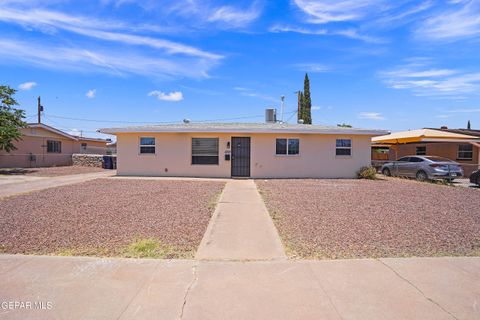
[457,144,473,160]
[276,139,300,155]
[409,157,423,162]
[192,138,219,165]
[397,157,409,162]
[81,143,87,151]
[336,139,351,156]
[139,137,155,154]
[47,140,61,153]
[416,146,426,155]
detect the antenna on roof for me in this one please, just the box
[280,95,285,123]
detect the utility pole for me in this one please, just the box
[295,91,302,122]
[37,96,44,124]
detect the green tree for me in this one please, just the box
[303,73,312,124]
[337,123,352,128]
[0,85,26,152]
[467,120,471,130]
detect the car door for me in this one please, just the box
[393,157,410,176]
[403,156,423,177]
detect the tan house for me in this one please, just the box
[99,122,388,178]
[0,123,109,168]
[372,128,480,176]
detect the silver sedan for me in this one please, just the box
[381,156,464,181]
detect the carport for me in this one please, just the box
[372,128,480,175]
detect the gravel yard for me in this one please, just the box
[256,179,480,259]
[0,166,108,176]
[0,179,224,258]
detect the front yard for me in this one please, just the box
[0,179,224,258]
[257,178,480,259]
[0,166,108,177]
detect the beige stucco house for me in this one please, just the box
[0,123,109,168]
[99,123,388,178]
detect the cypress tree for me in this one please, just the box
[303,73,312,124]
[467,120,471,130]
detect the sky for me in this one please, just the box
[1,0,480,139]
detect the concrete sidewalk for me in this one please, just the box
[1,255,478,319]
[195,179,286,261]
[0,171,114,198]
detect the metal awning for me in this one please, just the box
[372,129,480,144]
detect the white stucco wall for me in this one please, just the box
[116,132,373,178]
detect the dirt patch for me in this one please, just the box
[0,179,225,258]
[0,166,108,177]
[256,179,480,259]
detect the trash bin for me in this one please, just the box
[103,155,112,169]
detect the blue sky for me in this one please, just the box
[1,0,480,138]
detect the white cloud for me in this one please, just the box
[293,0,386,24]
[148,90,184,102]
[233,87,277,102]
[0,6,222,79]
[18,81,37,90]
[446,108,480,113]
[86,89,96,99]
[0,38,218,79]
[293,63,330,73]
[269,24,385,43]
[416,0,480,41]
[358,112,385,120]
[380,60,480,98]
[207,4,261,28]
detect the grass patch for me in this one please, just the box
[122,238,187,259]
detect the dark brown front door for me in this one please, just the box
[231,137,251,177]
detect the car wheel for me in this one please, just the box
[382,168,391,176]
[416,170,428,182]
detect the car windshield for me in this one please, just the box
[424,156,453,162]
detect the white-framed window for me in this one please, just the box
[457,144,473,160]
[81,143,87,151]
[336,139,352,156]
[139,137,155,154]
[192,138,219,165]
[276,138,300,155]
[416,146,426,155]
[47,140,61,153]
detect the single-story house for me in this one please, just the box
[372,128,480,176]
[99,122,388,178]
[0,123,109,168]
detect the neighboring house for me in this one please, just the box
[372,128,480,176]
[106,141,117,155]
[99,122,387,178]
[0,123,109,168]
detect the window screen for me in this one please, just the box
[457,144,473,160]
[192,138,219,165]
[47,140,61,153]
[336,139,351,156]
[139,137,155,154]
[276,138,299,155]
[416,146,426,155]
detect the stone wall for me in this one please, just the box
[72,154,104,168]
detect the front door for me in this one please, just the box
[231,137,251,177]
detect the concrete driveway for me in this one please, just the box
[1,255,478,320]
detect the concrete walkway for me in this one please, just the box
[1,255,478,319]
[0,171,114,198]
[195,180,286,261]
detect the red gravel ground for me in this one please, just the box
[256,179,480,259]
[0,179,224,258]
[0,166,108,176]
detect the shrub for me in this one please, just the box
[357,166,377,180]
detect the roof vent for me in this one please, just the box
[440,125,448,129]
[265,108,277,123]
[183,119,190,124]
[297,119,304,124]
